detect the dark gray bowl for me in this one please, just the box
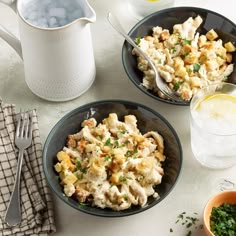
[43,100,182,217]
[122,6,236,105]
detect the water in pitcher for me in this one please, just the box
[20,0,83,28]
[190,86,236,169]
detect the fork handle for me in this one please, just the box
[4,149,24,227]
[107,13,158,73]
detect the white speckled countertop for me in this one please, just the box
[0,0,236,235]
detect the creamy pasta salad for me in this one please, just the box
[54,113,166,210]
[133,16,235,101]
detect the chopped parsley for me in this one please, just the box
[120,140,129,147]
[114,140,119,147]
[120,130,126,134]
[80,167,88,174]
[78,202,89,208]
[186,231,192,236]
[76,161,82,170]
[76,173,83,180]
[171,47,177,53]
[185,52,190,57]
[183,39,192,45]
[126,148,138,157]
[133,148,138,154]
[124,140,129,145]
[105,138,112,146]
[119,176,127,183]
[134,36,141,45]
[105,155,111,161]
[178,211,186,219]
[76,161,87,173]
[210,203,236,236]
[173,81,184,91]
[170,211,203,235]
[193,63,201,72]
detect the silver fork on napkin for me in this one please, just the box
[4,111,33,227]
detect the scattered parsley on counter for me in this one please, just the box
[210,203,236,236]
[186,231,192,236]
[170,212,203,236]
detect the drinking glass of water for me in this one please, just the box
[127,0,175,20]
[190,82,236,169]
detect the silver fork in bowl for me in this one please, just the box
[4,110,33,227]
[107,12,187,103]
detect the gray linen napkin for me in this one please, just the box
[0,100,56,235]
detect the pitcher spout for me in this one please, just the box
[81,0,96,23]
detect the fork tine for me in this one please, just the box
[165,90,181,101]
[162,89,179,101]
[162,86,181,101]
[16,110,22,138]
[20,112,27,138]
[155,76,178,101]
[28,111,33,139]
[162,87,187,103]
[154,69,189,103]
[25,112,30,138]
[158,84,176,100]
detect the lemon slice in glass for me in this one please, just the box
[194,93,236,118]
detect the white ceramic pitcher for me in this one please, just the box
[0,0,96,102]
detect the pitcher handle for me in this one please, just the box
[0,0,23,59]
[0,0,17,11]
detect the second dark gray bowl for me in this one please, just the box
[122,6,236,105]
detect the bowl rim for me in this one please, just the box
[122,6,236,106]
[203,190,236,235]
[43,99,183,217]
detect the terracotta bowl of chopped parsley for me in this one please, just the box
[122,6,236,106]
[203,190,236,236]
